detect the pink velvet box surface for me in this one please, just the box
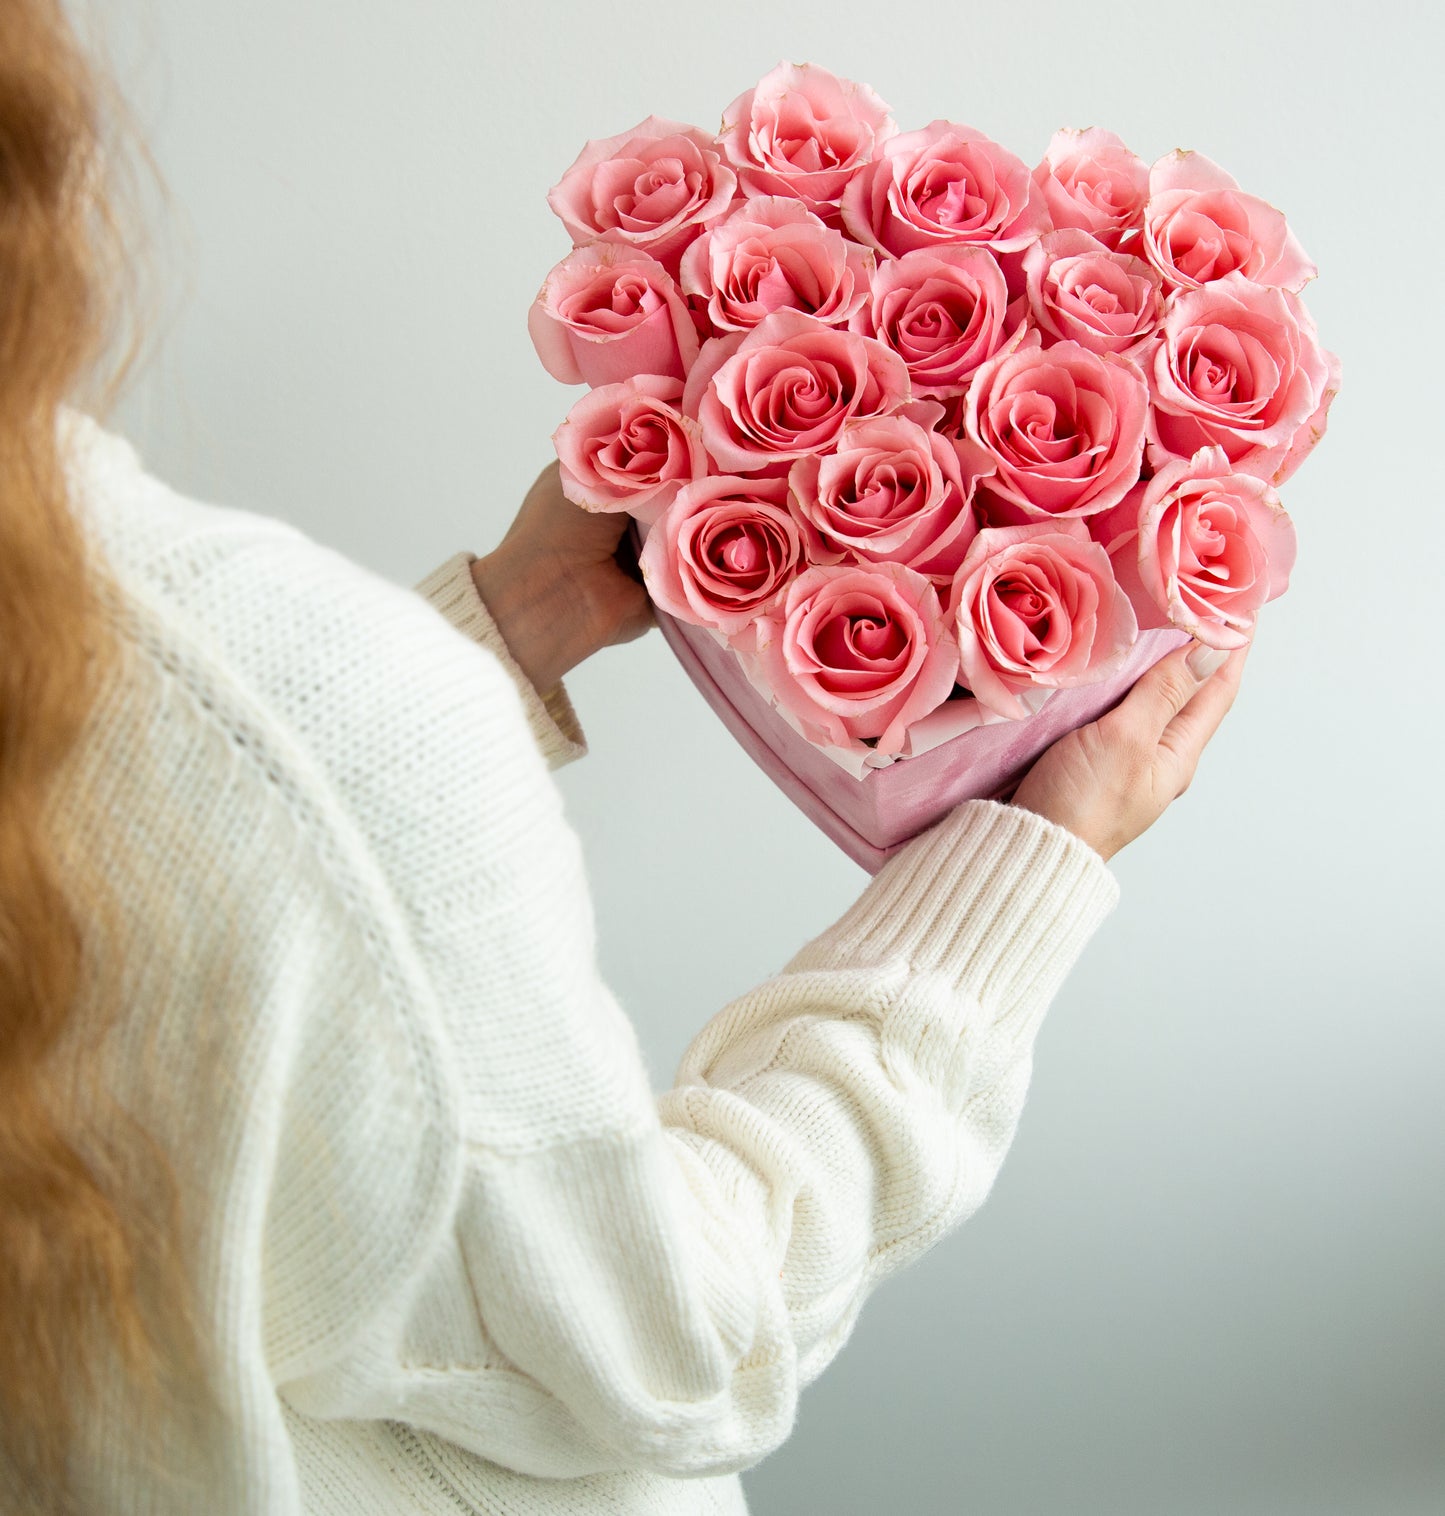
[636,519,1189,872]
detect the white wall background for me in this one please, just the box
[96,1,1444,1511]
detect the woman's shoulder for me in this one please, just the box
[65,412,568,922]
[62,409,311,586]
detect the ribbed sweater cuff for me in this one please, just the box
[786,799,1119,1025]
[414,552,588,771]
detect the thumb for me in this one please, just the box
[1117,641,1230,741]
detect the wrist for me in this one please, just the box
[1009,794,1117,864]
[469,549,596,693]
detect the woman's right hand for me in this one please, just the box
[1011,642,1249,862]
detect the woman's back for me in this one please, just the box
[57,415,473,1510]
[58,417,735,1512]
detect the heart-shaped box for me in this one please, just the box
[631,520,1188,873]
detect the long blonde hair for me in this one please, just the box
[0,1,174,1507]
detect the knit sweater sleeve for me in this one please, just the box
[263,533,1120,1480]
[413,550,587,770]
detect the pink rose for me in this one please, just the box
[718,62,896,217]
[841,121,1050,258]
[1107,448,1297,650]
[1022,230,1164,358]
[678,196,873,333]
[1148,271,1341,485]
[685,310,911,473]
[552,376,706,521]
[787,415,989,583]
[850,245,1013,395]
[1032,128,1149,251]
[949,519,1138,719]
[1143,151,1316,293]
[528,244,701,388]
[752,562,959,754]
[641,475,806,637]
[547,116,738,270]
[964,337,1148,519]
[1275,343,1344,484]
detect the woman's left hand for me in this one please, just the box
[470,461,655,692]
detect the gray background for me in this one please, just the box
[96,1,1444,1511]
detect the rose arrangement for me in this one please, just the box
[528,64,1339,862]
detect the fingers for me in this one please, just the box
[1111,641,1230,743]
[1157,645,1248,786]
[521,458,581,526]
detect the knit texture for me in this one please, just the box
[50,414,1119,1515]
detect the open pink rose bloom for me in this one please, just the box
[531,65,1339,870]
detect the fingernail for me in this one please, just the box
[1186,644,1228,680]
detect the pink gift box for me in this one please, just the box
[633,521,1188,872]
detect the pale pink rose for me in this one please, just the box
[787,415,991,583]
[678,196,873,333]
[1106,448,1297,650]
[552,376,706,521]
[964,337,1148,519]
[850,245,1014,395]
[949,519,1138,719]
[547,116,738,270]
[1143,150,1316,292]
[751,561,959,754]
[841,121,1050,258]
[718,62,897,217]
[1148,271,1340,485]
[528,244,700,387]
[1032,128,1149,251]
[640,475,806,636]
[1023,230,1164,358]
[684,310,911,474]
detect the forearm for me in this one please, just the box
[281,799,1119,1481]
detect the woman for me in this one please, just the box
[0,4,1243,1513]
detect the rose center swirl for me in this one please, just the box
[833,611,903,664]
[759,365,836,432]
[702,521,776,591]
[615,416,669,470]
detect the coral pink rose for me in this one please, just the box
[787,415,990,583]
[1148,272,1341,485]
[949,519,1138,719]
[685,310,911,473]
[751,562,960,754]
[718,62,896,217]
[547,116,737,271]
[678,196,873,332]
[552,376,706,521]
[528,244,700,388]
[1032,128,1149,251]
[1023,230,1164,358]
[1143,151,1316,292]
[640,475,805,636]
[841,121,1049,258]
[964,337,1148,519]
[1105,449,1297,650]
[850,245,1014,395]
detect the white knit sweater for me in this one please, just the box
[53,415,1120,1515]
